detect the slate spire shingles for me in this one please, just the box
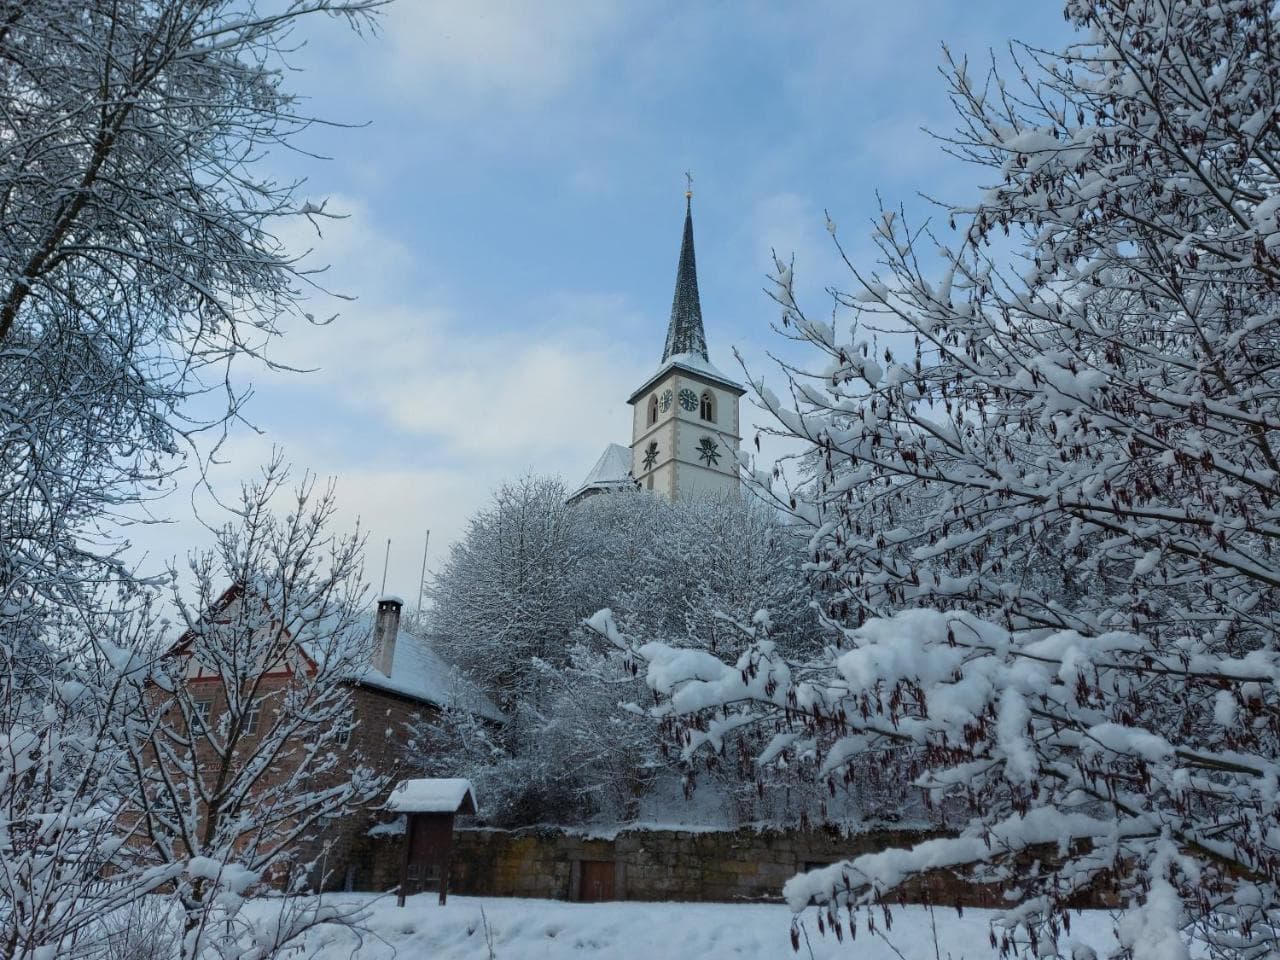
[661,195,709,362]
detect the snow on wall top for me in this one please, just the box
[385,777,478,814]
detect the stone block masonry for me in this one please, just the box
[346,824,1109,907]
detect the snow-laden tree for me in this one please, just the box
[575,488,817,661]
[424,475,633,824]
[564,491,837,826]
[425,479,824,826]
[0,598,178,960]
[601,2,1280,956]
[0,5,382,954]
[429,474,581,714]
[119,462,383,960]
[0,0,380,624]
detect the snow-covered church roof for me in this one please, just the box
[566,442,634,504]
[627,350,746,404]
[663,194,708,362]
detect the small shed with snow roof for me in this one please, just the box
[387,777,479,905]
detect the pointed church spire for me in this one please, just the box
[662,185,708,362]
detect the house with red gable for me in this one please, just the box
[153,588,500,892]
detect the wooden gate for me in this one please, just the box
[577,860,616,902]
[402,812,455,905]
[410,815,452,868]
[387,778,477,908]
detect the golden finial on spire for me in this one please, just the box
[684,170,693,200]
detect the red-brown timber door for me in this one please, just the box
[578,860,616,902]
[405,813,454,895]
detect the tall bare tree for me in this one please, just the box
[0,3,384,956]
[0,0,380,618]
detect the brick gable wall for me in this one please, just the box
[163,674,440,891]
[295,683,437,890]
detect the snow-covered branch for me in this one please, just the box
[615,2,1280,956]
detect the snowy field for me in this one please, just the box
[272,894,1120,959]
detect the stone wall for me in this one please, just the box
[349,824,1027,906]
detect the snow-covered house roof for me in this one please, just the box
[385,777,478,815]
[172,585,503,723]
[341,613,504,722]
[566,442,635,505]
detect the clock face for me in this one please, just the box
[678,388,698,411]
[642,441,659,470]
[659,389,673,412]
[697,436,721,466]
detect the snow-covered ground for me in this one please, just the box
[274,894,1119,959]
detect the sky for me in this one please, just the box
[131,0,1077,603]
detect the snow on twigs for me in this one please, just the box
[620,1,1280,954]
[0,1,385,957]
[420,478,830,828]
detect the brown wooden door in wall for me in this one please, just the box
[578,860,616,902]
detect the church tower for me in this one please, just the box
[627,192,745,500]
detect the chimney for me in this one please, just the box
[372,595,402,677]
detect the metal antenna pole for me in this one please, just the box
[416,530,430,612]
[380,537,391,596]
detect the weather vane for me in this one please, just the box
[685,171,693,200]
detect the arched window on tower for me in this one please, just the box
[647,394,659,426]
[699,390,715,422]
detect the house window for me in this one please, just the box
[647,394,659,426]
[337,709,355,748]
[699,391,714,422]
[242,700,262,736]
[192,698,213,727]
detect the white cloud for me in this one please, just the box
[129,430,499,607]
[262,196,647,460]
[381,1,632,110]
[270,193,417,328]
[127,189,657,599]
[306,463,491,601]
[305,301,644,461]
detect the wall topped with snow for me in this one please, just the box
[343,824,1122,908]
